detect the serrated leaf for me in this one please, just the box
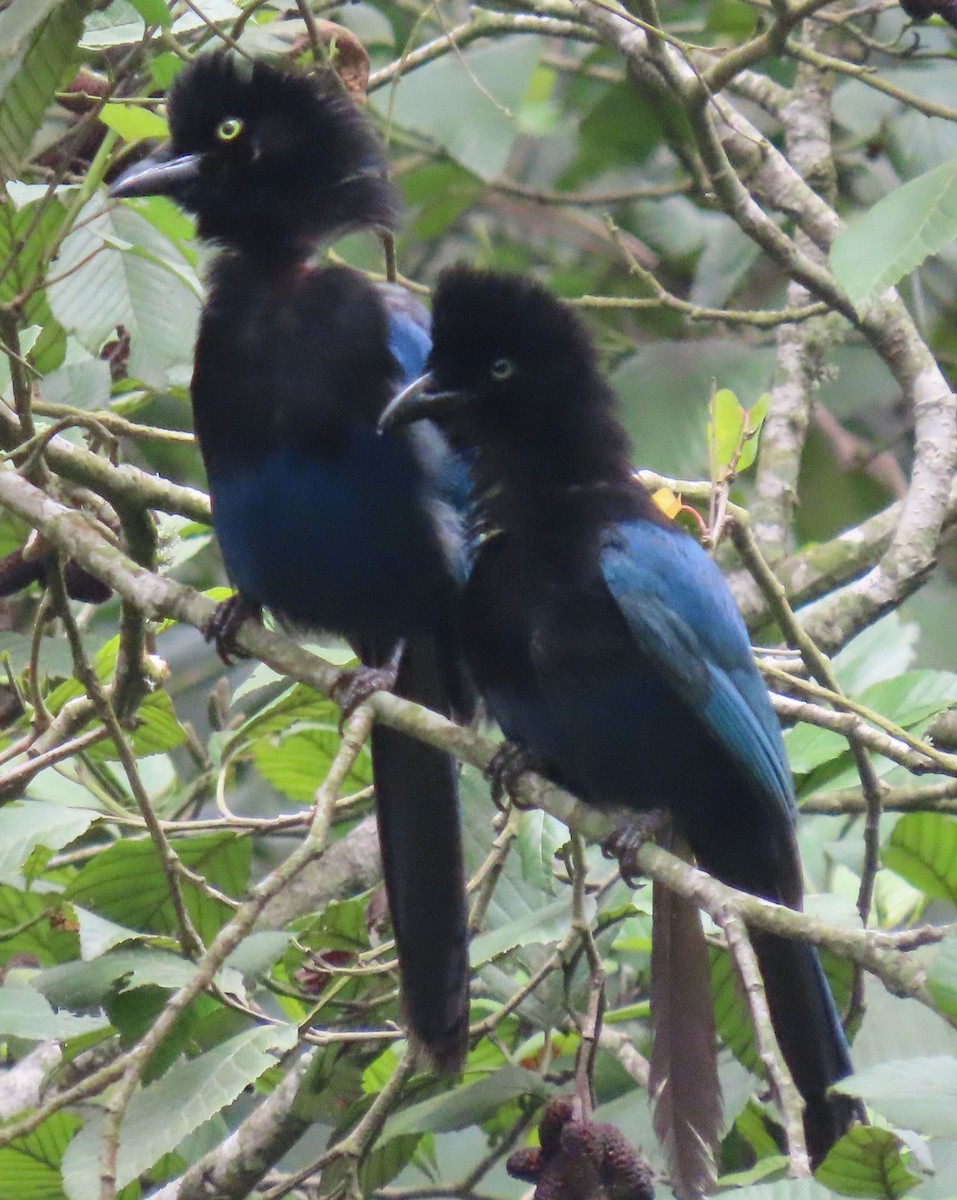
[469,894,576,964]
[86,688,187,762]
[831,158,957,306]
[835,1057,957,1137]
[883,813,957,904]
[0,0,92,180]
[0,986,107,1039]
[65,833,250,941]
[36,947,204,1009]
[373,37,541,182]
[0,1112,80,1200]
[514,809,566,897]
[381,1066,552,1141]
[61,1024,298,1200]
[0,801,99,885]
[83,0,240,48]
[252,724,370,802]
[48,198,200,388]
[814,1124,920,1197]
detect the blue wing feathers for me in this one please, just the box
[601,520,794,821]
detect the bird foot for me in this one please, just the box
[506,1094,655,1200]
[203,593,261,666]
[602,809,670,886]
[484,741,540,810]
[332,641,406,732]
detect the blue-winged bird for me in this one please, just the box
[112,54,471,1070]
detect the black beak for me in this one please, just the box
[377,373,473,434]
[109,150,203,199]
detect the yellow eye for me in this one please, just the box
[215,116,244,142]
[490,358,514,382]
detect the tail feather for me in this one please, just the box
[688,815,860,1165]
[650,875,722,1200]
[367,637,470,1072]
[752,931,861,1163]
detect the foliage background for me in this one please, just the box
[2,0,957,1197]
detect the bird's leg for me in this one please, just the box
[484,741,542,810]
[602,809,671,886]
[332,639,406,732]
[203,592,262,666]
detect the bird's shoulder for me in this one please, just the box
[599,517,754,673]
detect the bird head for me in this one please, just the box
[378,265,602,439]
[110,51,397,259]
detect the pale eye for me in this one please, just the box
[490,358,514,382]
[215,116,244,142]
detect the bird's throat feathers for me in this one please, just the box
[464,385,665,544]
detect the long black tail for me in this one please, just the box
[687,814,860,1165]
[368,637,470,1072]
[750,930,860,1163]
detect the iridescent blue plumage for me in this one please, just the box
[111,52,471,1070]
[381,265,861,1165]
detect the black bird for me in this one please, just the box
[111,53,471,1070]
[380,267,860,1168]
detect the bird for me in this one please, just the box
[110,52,472,1071]
[379,265,860,1175]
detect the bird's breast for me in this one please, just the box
[208,439,459,640]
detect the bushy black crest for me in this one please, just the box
[425,266,635,495]
[430,265,598,378]
[165,51,397,255]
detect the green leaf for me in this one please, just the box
[709,387,746,481]
[381,1066,552,1140]
[65,833,250,941]
[126,0,172,25]
[720,1181,842,1199]
[835,1057,957,1137]
[0,986,108,1039]
[0,883,78,964]
[36,947,214,1009]
[252,724,370,802]
[514,809,566,897]
[883,813,957,904]
[373,37,542,182]
[814,1125,920,1197]
[48,198,201,389]
[787,670,957,776]
[0,192,66,373]
[710,944,758,1071]
[0,801,99,885]
[86,689,188,762]
[61,1024,298,1200]
[0,0,92,180]
[831,158,957,306]
[99,101,168,143]
[470,894,576,965]
[0,1112,80,1200]
[736,393,771,473]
